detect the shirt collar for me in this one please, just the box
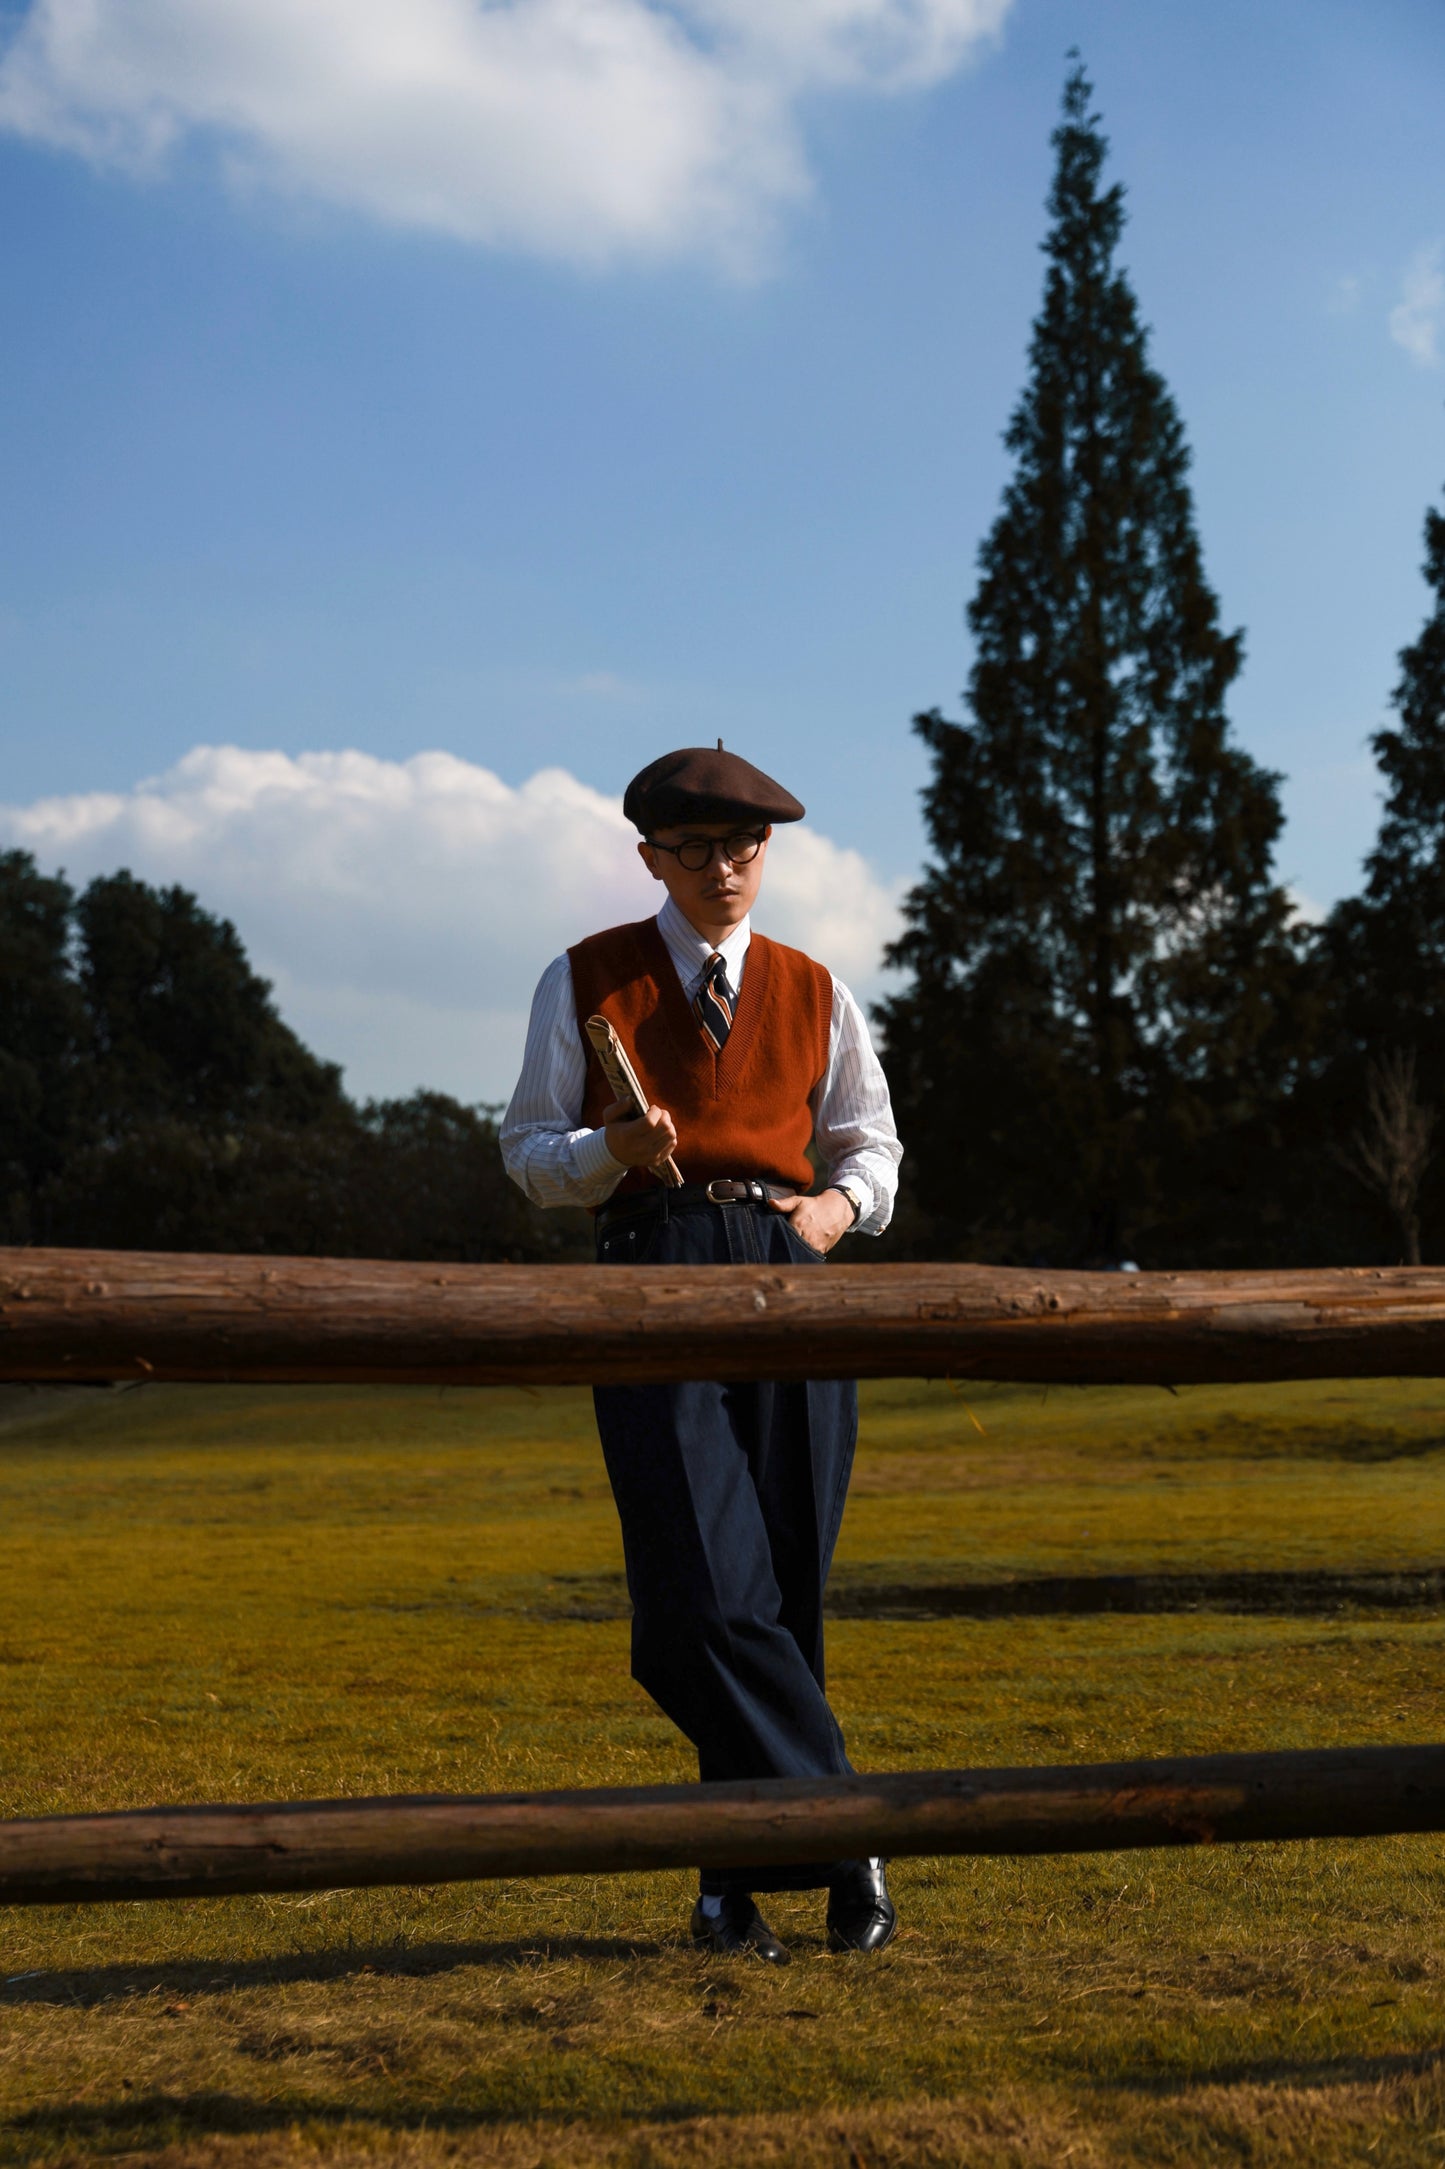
[656,893,752,985]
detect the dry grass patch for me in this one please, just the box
[0,1377,1443,2166]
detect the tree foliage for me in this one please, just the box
[1307,488,1445,1259]
[1325,492,1445,1017]
[0,854,584,1261]
[0,853,88,1236]
[878,65,1304,1263]
[76,871,345,1136]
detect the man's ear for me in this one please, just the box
[637,838,663,882]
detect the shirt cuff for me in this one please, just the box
[571,1126,628,1202]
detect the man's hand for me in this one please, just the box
[602,1098,679,1171]
[770,1186,854,1256]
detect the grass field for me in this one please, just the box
[0,1374,1443,2167]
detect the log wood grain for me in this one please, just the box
[6,1247,1445,1386]
[2,1747,1441,1905]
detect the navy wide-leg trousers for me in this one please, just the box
[592,1196,858,1893]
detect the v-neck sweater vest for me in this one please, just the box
[568,918,833,1203]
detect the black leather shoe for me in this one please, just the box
[826,1858,897,1953]
[690,1891,791,1965]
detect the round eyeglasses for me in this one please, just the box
[648,828,767,873]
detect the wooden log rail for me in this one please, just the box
[2,1747,1442,1906]
[8,1247,1445,1387]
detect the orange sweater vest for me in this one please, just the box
[568,918,833,1202]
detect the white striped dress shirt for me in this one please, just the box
[500,895,902,1235]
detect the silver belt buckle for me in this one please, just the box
[708,1178,764,1204]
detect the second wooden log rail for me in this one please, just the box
[4,1746,1444,1906]
[6,1247,1445,1386]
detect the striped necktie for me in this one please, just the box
[693,950,735,1052]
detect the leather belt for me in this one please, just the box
[704,1178,793,1204]
[597,1177,793,1234]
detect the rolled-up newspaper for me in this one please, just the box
[584,1015,684,1188]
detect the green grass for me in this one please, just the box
[0,1376,1443,2167]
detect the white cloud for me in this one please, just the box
[1389,240,1444,368]
[0,0,1010,272]
[0,745,904,1101]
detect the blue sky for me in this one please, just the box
[1,0,1442,1097]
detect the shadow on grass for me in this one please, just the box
[2,2092,520,2151]
[397,1564,1445,1623]
[827,1565,1445,1619]
[3,2090,712,2159]
[0,1935,666,2010]
[1104,2041,1445,2093]
[6,2046,1445,2158]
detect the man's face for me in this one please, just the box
[637,819,771,932]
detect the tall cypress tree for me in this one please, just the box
[1329,489,1445,991]
[1314,486,1445,1257]
[879,63,1300,1262]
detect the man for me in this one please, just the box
[501,744,902,1963]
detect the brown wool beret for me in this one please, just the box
[623,745,805,833]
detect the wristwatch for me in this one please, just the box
[832,1181,865,1226]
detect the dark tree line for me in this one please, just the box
[0,861,586,1261]
[878,64,1445,1268]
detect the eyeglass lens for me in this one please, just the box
[676,832,763,871]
